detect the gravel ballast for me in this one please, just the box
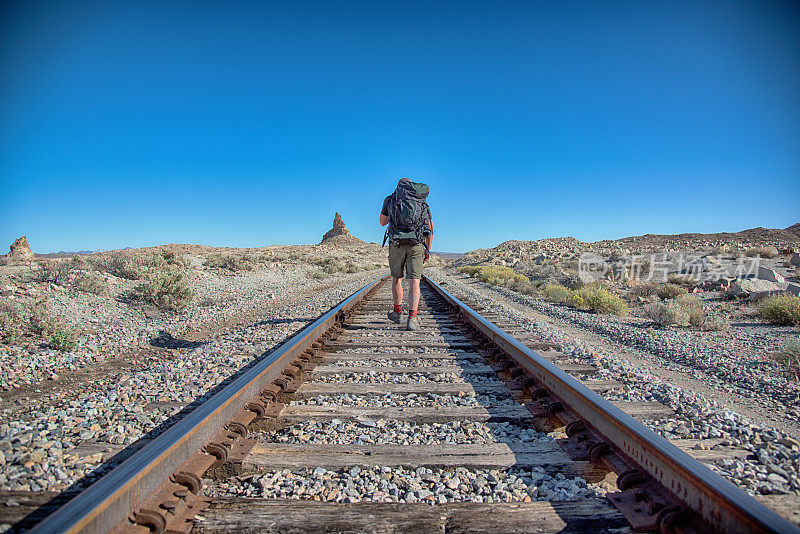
[0,266,383,493]
[203,465,598,504]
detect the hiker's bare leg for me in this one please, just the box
[408,279,420,313]
[392,277,403,308]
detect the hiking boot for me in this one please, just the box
[406,315,420,331]
[387,310,401,323]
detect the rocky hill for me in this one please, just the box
[457,224,800,267]
[597,225,800,251]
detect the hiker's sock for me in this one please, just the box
[409,309,418,318]
[394,305,402,313]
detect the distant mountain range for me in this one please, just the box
[432,251,464,259]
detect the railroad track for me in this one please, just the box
[26,276,797,533]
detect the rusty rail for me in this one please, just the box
[424,276,796,534]
[31,275,388,534]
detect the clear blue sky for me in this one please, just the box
[1,1,798,253]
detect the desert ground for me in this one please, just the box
[0,217,799,529]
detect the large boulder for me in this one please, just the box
[757,266,786,284]
[5,236,34,260]
[790,253,800,267]
[727,278,781,299]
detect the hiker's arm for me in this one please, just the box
[425,220,434,260]
[380,197,390,226]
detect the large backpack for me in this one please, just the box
[383,181,431,250]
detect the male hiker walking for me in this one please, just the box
[380,178,434,331]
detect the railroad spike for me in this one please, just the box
[173,471,202,494]
[226,421,248,437]
[588,441,613,462]
[531,387,548,400]
[617,468,646,491]
[546,400,564,416]
[565,420,586,437]
[246,401,267,421]
[204,442,229,463]
[133,509,167,533]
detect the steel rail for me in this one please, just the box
[32,275,388,534]
[424,276,797,534]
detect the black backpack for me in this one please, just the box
[383,181,431,250]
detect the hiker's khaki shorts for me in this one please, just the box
[388,243,425,279]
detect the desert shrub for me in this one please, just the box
[758,296,800,326]
[508,277,534,294]
[459,265,528,288]
[342,261,359,273]
[703,312,730,331]
[542,284,573,304]
[745,246,779,259]
[32,260,71,286]
[20,298,79,350]
[677,295,705,326]
[309,257,350,274]
[72,271,109,295]
[645,301,689,327]
[588,289,628,315]
[771,339,800,380]
[233,256,254,271]
[509,273,529,284]
[0,300,23,343]
[46,322,78,352]
[629,283,659,298]
[458,266,483,277]
[309,270,327,280]
[657,283,687,300]
[204,253,254,272]
[204,253,227,269]
[0,257,7,266]
[567,287,591,309]
[158,249,188,269]
[321,259,345,274]
[668,274,696,286]
[28,298,55,335]
[134,266,193,312]
[323,263,343,274]
[570,286,628,315]
[91,253,143,280]
[795,266,800,281]
[70,255,90,270]
[646,294,722,328]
